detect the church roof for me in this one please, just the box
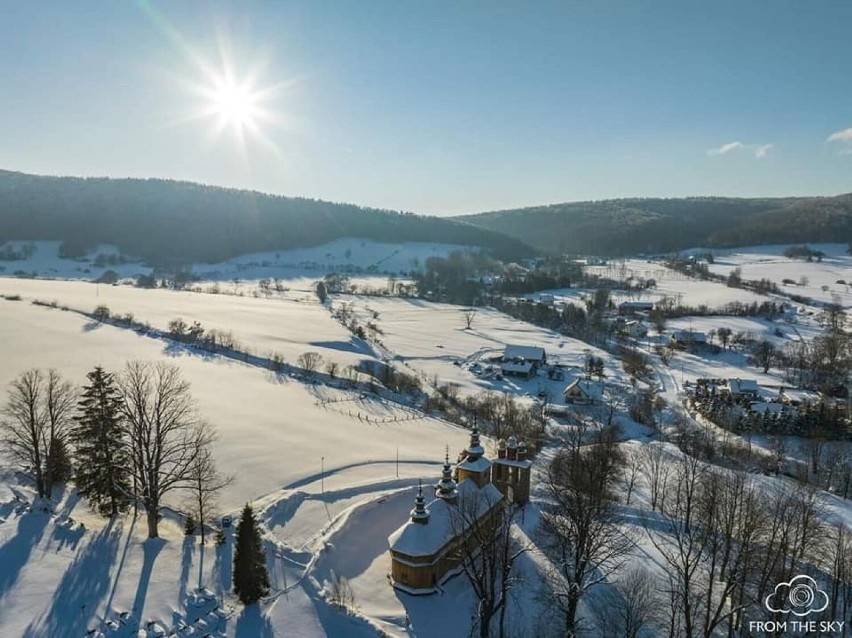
[388,479,502,558]
[492,456,532,469]
[458,455,491,473]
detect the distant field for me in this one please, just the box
[341,294,626,399]
[0,238,466,282]
[703,243,852,307]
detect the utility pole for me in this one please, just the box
[321,456,325,495]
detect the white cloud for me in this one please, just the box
[827,127,852,143]
[707,141,745,156]
[707,141,772,158]
[827,127,852,156]
[754,144,773,158]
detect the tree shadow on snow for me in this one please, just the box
[234,604,274,637]
[82,320,102,332]
[105,514,137,612]
[179,536,195,599]
[131,537,166,620]
[311,338,372,355]
[51,520,85,552]
[161,341,218,361]
[23,519,121,637]
[0,511,50,602]
[213,536,233,600]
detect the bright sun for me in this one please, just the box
[207,77,262,132]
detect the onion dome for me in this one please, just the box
[410,481,430,524]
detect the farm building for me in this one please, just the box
[670,329,708,348]
[501,344,547,378]
[618,301,654,315]
[726,378,760,399]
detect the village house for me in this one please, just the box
[726,378,760,400]
[618,300,654,316]
[670,329,708,349]
[624,320,648,339]
[563,378,603,405]
[387,428,532,594]
[500,344,547,379]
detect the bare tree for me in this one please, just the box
[325,360,339,379]
[185,423,233,546]
[463,309,477,330]
[297,351,324,376]
[539,430,633,636]
[92,304,111,322]
[751,339,777,373]
[450,494,527,638]
[119,361,211,538]
[695,469,764,637]
[1,369,75,499]
[643,453,706,638]
[621,446,641,506]
[599,388,623,428]
[828,522,852,621]
[654,344,675,367]
[593,565,662,638]
[639,443,671,512]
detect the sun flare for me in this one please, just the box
[203,74,265,134]
[208,78,260,130]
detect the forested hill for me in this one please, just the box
[456,194,852,255]
[0,170,533,264]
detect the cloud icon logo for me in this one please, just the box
[765,575,829,617]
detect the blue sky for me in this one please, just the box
[1,0,850,214]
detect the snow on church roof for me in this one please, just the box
[388,479,502,558]
[457,455,491,474]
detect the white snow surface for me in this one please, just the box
[2,246,852,638]
[0,238,470,282]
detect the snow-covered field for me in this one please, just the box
[700,243,852,307]
[1,242,851,638]
[0,238,469,283]
[0,290,482,637]
[583,259,770,308]
[0,278,380,372]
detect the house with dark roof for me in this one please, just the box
[500,344,547,379]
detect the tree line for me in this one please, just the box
[0,170,532,266]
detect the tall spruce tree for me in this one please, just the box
[233,504,270,605]
[70,366,131,516]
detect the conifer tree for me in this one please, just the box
[233,504,270,605]
[70,366,131,516]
